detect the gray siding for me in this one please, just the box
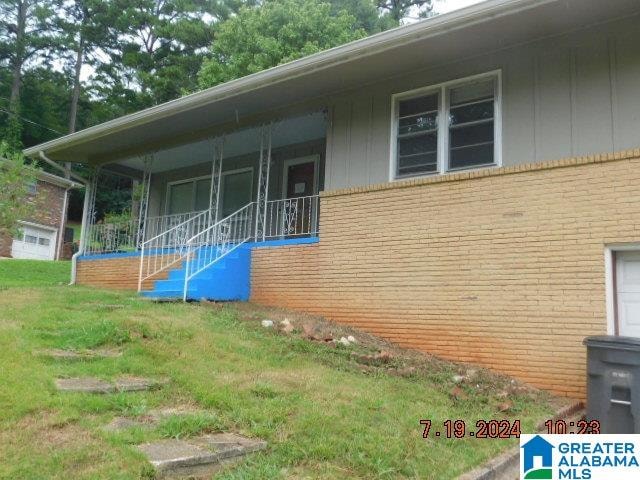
[324,15,640,191]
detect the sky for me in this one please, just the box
[435,0,486,14]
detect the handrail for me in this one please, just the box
[182,202,255,300]
[137,209,211,291]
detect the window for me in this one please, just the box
[220,169,253,217]
[392,72,500,179]
[166,177,212,215]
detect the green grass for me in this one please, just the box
[0,259,71,287]
[0,260,556,479]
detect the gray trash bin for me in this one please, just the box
[583,335,640,433]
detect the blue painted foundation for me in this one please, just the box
[79,237,318,302]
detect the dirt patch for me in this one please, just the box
[2,411,94,452]
[228,302,569,414]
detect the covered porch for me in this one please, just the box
[78,111,326,299]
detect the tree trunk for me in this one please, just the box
[7,1,28,147]
[9,1,27,111]
[68,36,85,134]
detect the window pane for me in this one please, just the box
[450,144,494,170]
[450,122,494,149]
[221,170,253,217]
[398,153,438,176]
[38,237,50,246]
[25,235,38,244]
[450,79,494,106]
[398,133,437,157]
[448,78,496,170]
[450,100,493,126]
[168,182,194,214]
[399,112,438,135]
[399,93,438,117]
[194,178,211,211]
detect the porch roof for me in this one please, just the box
[24,0,640,166]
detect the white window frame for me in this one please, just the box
[389,70,502,181]
[164,174,212,215]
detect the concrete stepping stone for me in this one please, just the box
[138,433,266,479]
[55,377,115,393]
[35,348,122,360]
[55,376,167,394]
[103,405,211,432]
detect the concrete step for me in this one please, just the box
[55,376,168,394]
[138,433,266,479]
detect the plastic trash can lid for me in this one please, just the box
[583,335,640,349]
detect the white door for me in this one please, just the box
[11,225,56,260]
[616,252,640,337]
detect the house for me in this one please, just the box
[23,0,640,398]
[0,164,79,260]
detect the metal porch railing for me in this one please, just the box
[182,203,255,300]
[137,210,210,291]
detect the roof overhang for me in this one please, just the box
[23,0,640,166]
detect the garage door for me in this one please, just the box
[616,251,640,338]
[11,224,56,260]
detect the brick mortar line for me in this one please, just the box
[321,148,640,199]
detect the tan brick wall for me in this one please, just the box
[76,255,174,290]
[251,149,640,399]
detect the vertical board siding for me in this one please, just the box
[324,16,640,191]
[251,150,640,399]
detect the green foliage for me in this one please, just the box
[198,0,368,88]
[0,142,38,235]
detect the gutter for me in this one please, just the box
[38,151,87,284]
[23,0,551,160]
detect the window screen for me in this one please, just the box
[447,79,495,170]
[396,92,439,177]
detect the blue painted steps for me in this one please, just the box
[140,245,252,301]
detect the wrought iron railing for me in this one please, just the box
[85,219,139,254]
[144,210,207,241]
[262,195,319,240]
[182,203,255,300]
[137,210,211,291]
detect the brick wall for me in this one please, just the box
[0,180,67,258]
[251,149,640,398]
[76,255,174,290]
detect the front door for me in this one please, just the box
[282,156,317,237]
[616,252,640,337]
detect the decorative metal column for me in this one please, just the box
[208,137,224,224]
[79,165,100,253]
[136,154,153,248]
[254,124,272,241]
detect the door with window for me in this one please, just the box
[616,252,640,337]
[281,156,317,237]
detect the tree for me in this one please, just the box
[198,0,367,89]
[0,141,37,235]
[60,0,117,134]
[376,0,433,22]
[102,0,246,106]
[0,0,61,149]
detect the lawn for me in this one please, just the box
[0,260,558,479]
